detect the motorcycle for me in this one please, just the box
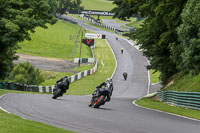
[52,82,65,99]
[90,87,111,108]
[123,72,128,80]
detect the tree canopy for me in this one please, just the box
[9,62,44,85]
[0,0,56,80]
[0,0,83,81]
[112,0,200,84]
[57,0,83,14]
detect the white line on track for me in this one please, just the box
[0,94,10,113]
[132,97,200,122]
[105,39,118,79]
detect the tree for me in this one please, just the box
[57,0,72,14]
[111,0,144,20]
[71,0,84,14]
[175,0,200,74]
[47,0,59,15]
[0,0,56,80]
[57,0,83,14]
[9,62,44,85]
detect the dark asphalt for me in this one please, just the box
[0,16,200,133]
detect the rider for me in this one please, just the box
[55,76,70,96]
[89,78,113,107]
[123,72,128,80]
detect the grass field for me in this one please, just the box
[136,96,200,120]
[81,0,115,11]
[17,21,91,60]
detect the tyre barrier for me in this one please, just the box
[157,90,200,110]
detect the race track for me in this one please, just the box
[0,16,200,133]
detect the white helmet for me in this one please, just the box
[106,78,112,82]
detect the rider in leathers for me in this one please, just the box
[89,78,113,107]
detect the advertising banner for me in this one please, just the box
[85,33,106,39]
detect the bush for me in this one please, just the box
[9,62,44,85]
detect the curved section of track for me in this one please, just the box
[0,16,200,133]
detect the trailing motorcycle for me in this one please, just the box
[52,83,64,99]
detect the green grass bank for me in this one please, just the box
[17,21,91,60]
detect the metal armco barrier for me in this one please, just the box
[157,90,200,110]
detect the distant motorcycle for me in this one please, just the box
[123,72,128,80]
[90,87,112,108]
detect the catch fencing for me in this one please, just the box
[156,90,200,110]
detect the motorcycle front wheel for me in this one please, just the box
[93,95,105,108]
[52,89,62,99]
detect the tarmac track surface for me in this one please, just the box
[0,16,200,133]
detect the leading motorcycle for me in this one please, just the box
[90,87,112,108]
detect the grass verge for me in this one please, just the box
[135,96,200,120]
